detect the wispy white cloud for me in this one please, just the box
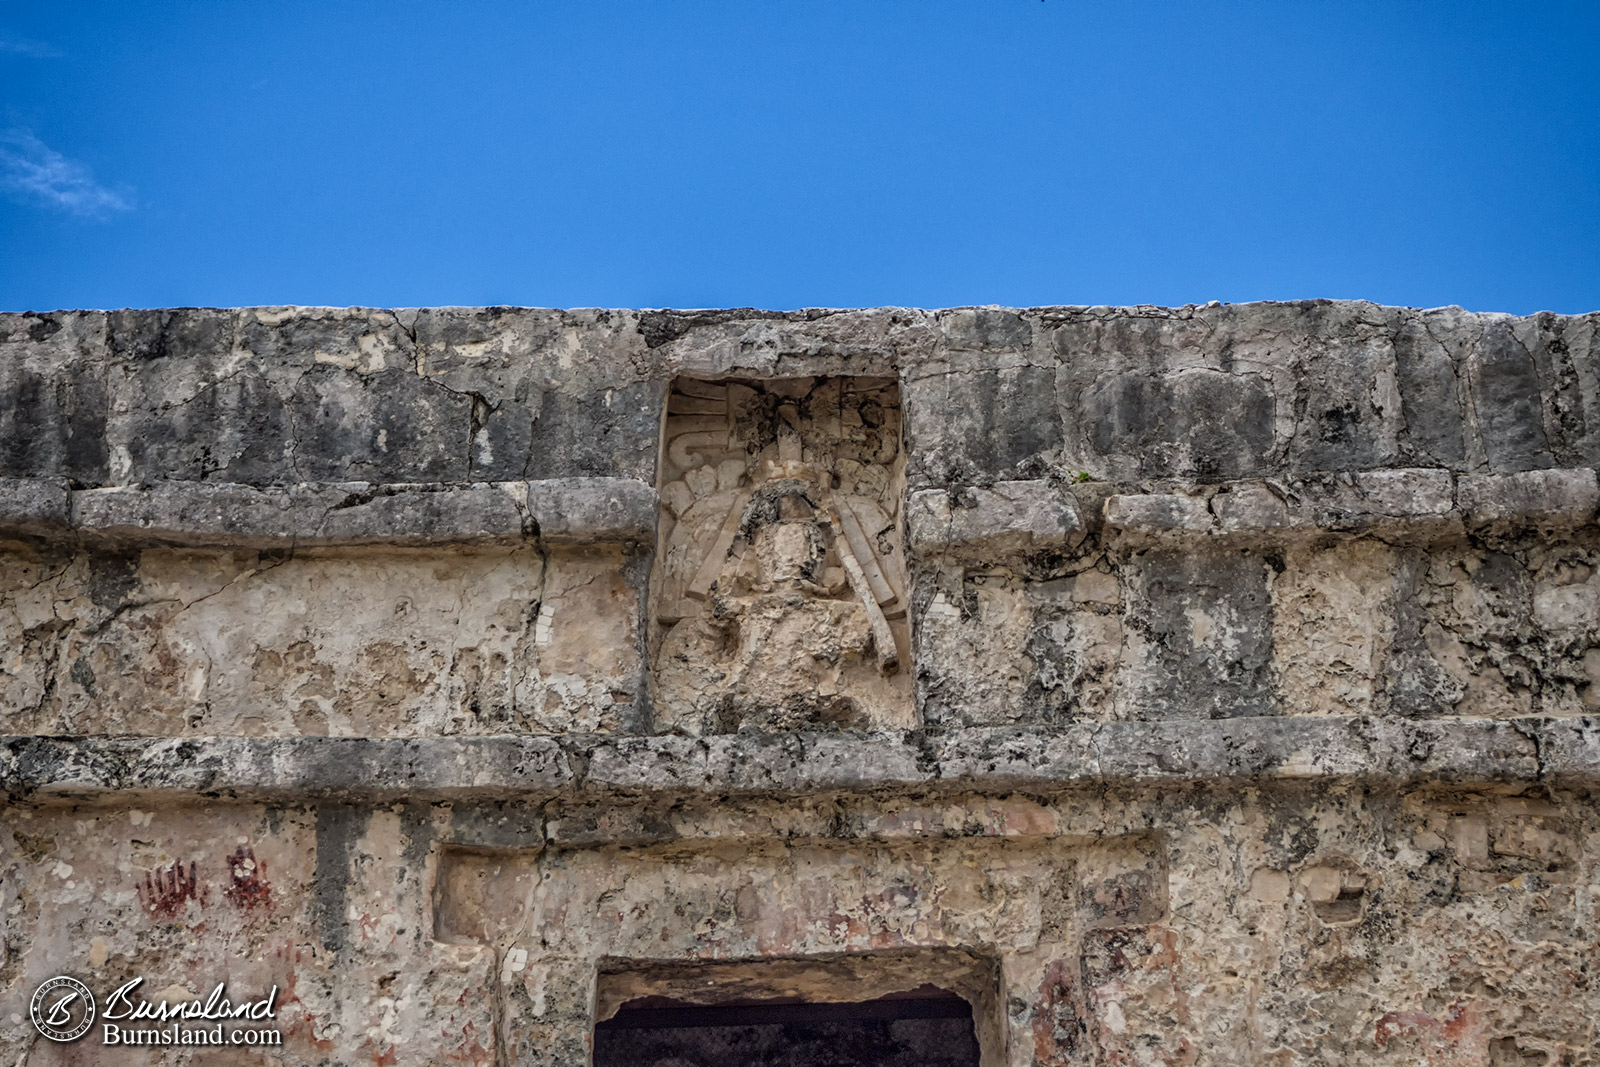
[0,128,133,219]
[0,33,63,58]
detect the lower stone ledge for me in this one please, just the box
[4,715,1595,800]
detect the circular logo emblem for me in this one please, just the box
[30,976,95,1043]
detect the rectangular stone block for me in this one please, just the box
[1101,493,1214,540]
[1458,466,1600,526]
[0,475,71,536]
[1118,550,1275,719]
[526,477,657,543]
[906,480,1083,557]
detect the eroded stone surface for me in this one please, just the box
[0,542,642,736]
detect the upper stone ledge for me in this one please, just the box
[1100,466,1600,547]
[0,476,656,548]
[3,715,1595,801]
[8,466,1588,552]
[4,302,1599,493]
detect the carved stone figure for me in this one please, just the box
[651,377,912,732]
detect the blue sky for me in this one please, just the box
[1,1,1596,314]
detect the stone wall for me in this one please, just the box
[2,302,1598,1064]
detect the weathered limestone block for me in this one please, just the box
[1070,360,1278,481]
[407,306,660,481]
[107,308,300,485]
[1101,492,1215,540]
[906,480,1083,558]
[914,559,1121,728]
[1468,318,1556,473]
[71,481,348,545]
[642,307,929,380]
[1458,466,1600,527]
[0,311,110,483]
[903,356,1062,488]
[1211,482,1291,534]
[0,476,71,536]
[1381,538,1600,719]
[524,477,655,544]
[1118,549,1276,720]
[310,484,529,545]
[1300,467,1457,531]
[1273,541,1397,715]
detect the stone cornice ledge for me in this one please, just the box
[1103,467,1600,546]
[3,716,1596,801]
[0,476,657,547]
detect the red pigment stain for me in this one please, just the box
[271,943,305,1009]
[287,1012,337,1053]
[1083,925,1193,1067]
[223,845,272,910]
[365,1040,398,1066]
[448,1020,495,1066]
[1032,958,1085,1067]
[1374,1002,1486,1066]
[139,860,200,917]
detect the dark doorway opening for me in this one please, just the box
[593,986,982,1067]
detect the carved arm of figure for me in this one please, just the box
[821,500,899,674]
